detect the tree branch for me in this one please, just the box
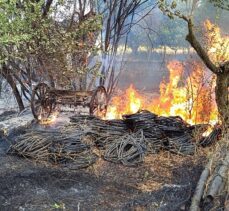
[42,0,53,18]
[185,18,219,74]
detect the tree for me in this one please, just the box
[98,0,156,97]
[158,0,229,127]
[157,18,188,53]
[0,0,102,111]
[0,1,47,111]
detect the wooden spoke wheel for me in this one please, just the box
[90,86,108,117]
[31,83,53,120]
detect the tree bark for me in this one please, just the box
[42,0,53,18]
[215,72,229,128]
[0,77,2,98]
[2,64,25,112]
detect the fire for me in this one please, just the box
[105,20,227,125]
[202,126,213,137]
[204,19,229,63]
[147,61,187,119]
[38,111,59,125]
[106,61,218,125]
[106,85,145,119]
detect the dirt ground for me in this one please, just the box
[0,112,207,211]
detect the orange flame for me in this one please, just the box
[106,85,145,119]
[204,19,229,63]
[106,61,218,125]
[39,111,59,125]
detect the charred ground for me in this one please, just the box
[0,112,207,211]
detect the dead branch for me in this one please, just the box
[190,134,229,210]
[190,160,212,211]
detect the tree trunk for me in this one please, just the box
[100,53,108,86]
[2,65,25,112]
[0,77,2,98]
[79,74,87,91]
[215,72,229,128]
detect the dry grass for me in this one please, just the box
[85,147,207,197]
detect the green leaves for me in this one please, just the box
[0,0,102,87]
[0,1,45,61]
[171,1,177,9]
[209,0,229,10]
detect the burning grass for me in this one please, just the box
[38,111,59,125]
[106,60,218,127]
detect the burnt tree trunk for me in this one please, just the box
[215,72,229,127]
[0,77,2,98]
[2,64,25,112]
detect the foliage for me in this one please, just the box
[33,14,102,86]
[0,0,102,88]
[209,0,229,10]
[0,1,43,62]
[157,17,188,48]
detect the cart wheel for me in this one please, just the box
[31,83,52,120]
[90,86,108,117]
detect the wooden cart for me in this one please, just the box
[31,83,108,120]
